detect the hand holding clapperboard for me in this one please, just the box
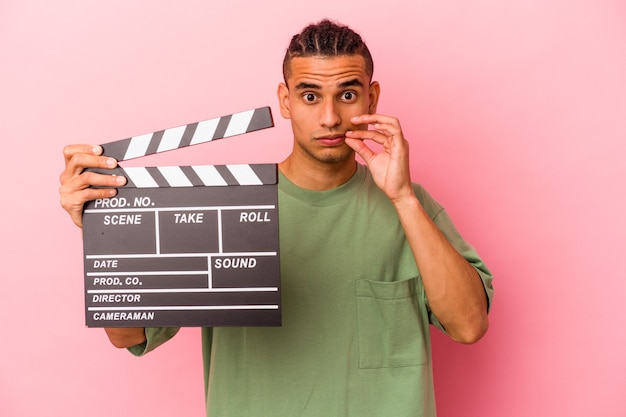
[82,107,280,328]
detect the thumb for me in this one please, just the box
[345,138,375,164]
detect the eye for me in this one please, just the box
[341,91,357,102]
[303,93,317,102]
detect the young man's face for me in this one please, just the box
[278,54,379,165]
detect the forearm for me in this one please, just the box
[393,195,489,344]
[104,327,147,348]
[344,113,488,341]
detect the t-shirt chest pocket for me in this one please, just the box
[355,278,429,369]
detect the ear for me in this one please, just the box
[277,83,291,119]
[368,81,380,114]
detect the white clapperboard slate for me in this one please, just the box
[82,106,281,328]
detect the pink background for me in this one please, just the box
[1,1,625,416]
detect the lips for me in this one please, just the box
[316,135,345,146]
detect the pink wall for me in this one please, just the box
[2,1,625,416]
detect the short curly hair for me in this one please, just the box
[282,19,374,84]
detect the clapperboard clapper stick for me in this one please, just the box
[82,106,282,328]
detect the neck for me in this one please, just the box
[279,154,357,191]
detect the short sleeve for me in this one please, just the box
[127,327,180,356]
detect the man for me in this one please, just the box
[60,19,493,416]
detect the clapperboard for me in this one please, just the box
[82,106,281,328]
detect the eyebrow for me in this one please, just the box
[338,79,364,89]
[295,82,321,90]
[294,78,365,90]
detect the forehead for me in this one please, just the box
[286,55,369,87]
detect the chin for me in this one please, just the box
[316,148,355,164]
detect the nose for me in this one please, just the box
[319,100,341,128]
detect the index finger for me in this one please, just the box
[351,113,399,127]
[63,144,103,164]
[60,145,118,186]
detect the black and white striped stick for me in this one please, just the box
[100,106,273,162]
[91,163,277,188]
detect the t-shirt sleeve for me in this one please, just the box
[412,184,494,331]
[127,327,180,356]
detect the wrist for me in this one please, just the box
[391,191,422,212]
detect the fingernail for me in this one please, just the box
[106,158,116,167]
[92,146,102,154]
[114,176,126,185]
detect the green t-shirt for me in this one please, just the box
[131,164,494,417]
